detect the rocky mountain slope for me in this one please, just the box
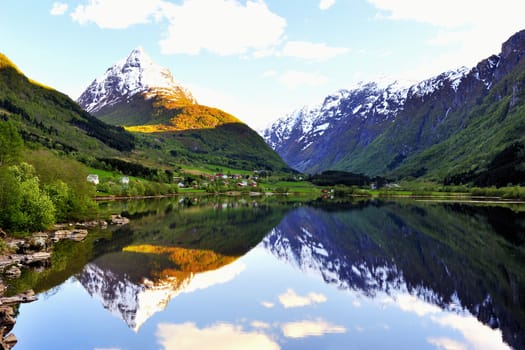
[264,30,525,184]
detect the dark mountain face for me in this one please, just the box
[264,29,525,182]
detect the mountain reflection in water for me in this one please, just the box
[11,198,525,350]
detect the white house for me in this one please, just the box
[87,174,99,185]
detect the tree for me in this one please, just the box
[0,120,23,166]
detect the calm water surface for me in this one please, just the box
[8,198,525,350]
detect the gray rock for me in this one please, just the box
[4,267,20,279]
[111,215,130,225]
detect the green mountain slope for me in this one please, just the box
[0,51,290,173]
[330,30,525,185]
[393,59,525,185]
[0,53,135,155]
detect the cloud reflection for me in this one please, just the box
[431,314,511,350]
[281,319,346,338]
[156,322,280,350]
[428,337,467,350]
[278,289,327,308]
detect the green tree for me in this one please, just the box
[0,167,22,229]
[0,121,23,166]
[4,163,56,232]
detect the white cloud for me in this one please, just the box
[282,41,349,61]
[279,71,329,90]
[319,0,336,10]
[50,2,68,16]
[159,0,286,56]
[71,0,166,29]
[278,289,327,308]
[156,322,280,350]
[261,301,275,308]
[427,337,467,350]
[367,0,525,80]
[250,321,271,329]
[281,319,346,338]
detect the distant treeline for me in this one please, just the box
[97,158,174,183]
[308,170,387,187]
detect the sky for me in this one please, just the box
[2,0,525,130]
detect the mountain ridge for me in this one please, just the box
[264,29,525,184]
[76,48,291,172]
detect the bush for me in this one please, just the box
[0,163,55,233]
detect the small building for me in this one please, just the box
[86,174,99,185]
[121,176,130,185]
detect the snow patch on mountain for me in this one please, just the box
[77,47,196,113]
[263,81,409,155]
[408,67,469,98]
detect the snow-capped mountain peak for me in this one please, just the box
[77,47,196,114]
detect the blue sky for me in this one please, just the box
[2,0,525,130]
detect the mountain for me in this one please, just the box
[264,81,409,174]
[78,47,198,126]
[264,30,525,184]
[78,48,290,172]
[0,52,135,155]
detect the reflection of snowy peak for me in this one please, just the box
[78,258,245,331]
[79,263,185,332]
[261,206,493,317]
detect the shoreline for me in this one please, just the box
[94,192,525,205]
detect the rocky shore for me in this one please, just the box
[0,215,129,349]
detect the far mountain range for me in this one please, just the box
[264,29,525,186]
[2,30,525,185]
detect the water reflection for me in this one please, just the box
[11,198,525,350]
[78,198,289,331]
[263,201,525,349]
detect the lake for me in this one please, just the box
[7,197,525,350]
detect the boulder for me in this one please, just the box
[111,215,130,225]
[76,220,108,229]
[0,290,37,305]
[27,233,48,251]
[68,229,88,242]
[3,267,20,280]
[50,229,88,242]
